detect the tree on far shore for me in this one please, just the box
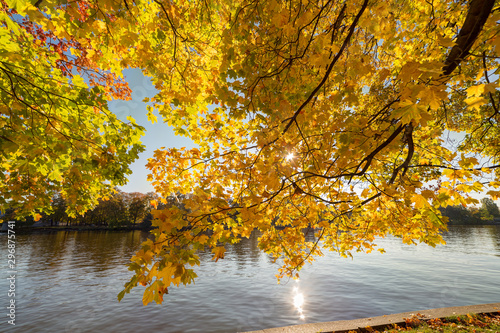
[481,198,500,220]
[440,199,500,225]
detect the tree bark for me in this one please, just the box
[443,0,496,76]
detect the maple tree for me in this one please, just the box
[0,0,145,218]
[3,0,500,306]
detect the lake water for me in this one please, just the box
[1,225,499,332]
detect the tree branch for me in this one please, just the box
[282,0,369,135]
[442,0,496,76]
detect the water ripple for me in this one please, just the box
[0,226,499,332]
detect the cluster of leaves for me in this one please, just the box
[0,0,145,219]
[119,0,500,305]
[440,197,500,224]
[3,0,500,305]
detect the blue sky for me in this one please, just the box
[110,69,195,194]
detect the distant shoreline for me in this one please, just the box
[447,221,500,226]
[2,219,500,234]
[0,224,153,233]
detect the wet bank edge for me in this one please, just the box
[242,302,500,333]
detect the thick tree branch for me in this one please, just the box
[282,0,369,135]
[389,123,414,183]
[442,0,496,76]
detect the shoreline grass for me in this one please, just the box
[361,312,500,333]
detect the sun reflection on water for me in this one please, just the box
[292,280,305,320]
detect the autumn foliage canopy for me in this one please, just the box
[2,0,500,305]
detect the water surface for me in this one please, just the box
[1,225,499,332]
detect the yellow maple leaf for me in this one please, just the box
[412,194,428,209]
[212,246,226,262]
[464,96,488,111]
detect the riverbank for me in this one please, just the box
[243,303,500,333]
